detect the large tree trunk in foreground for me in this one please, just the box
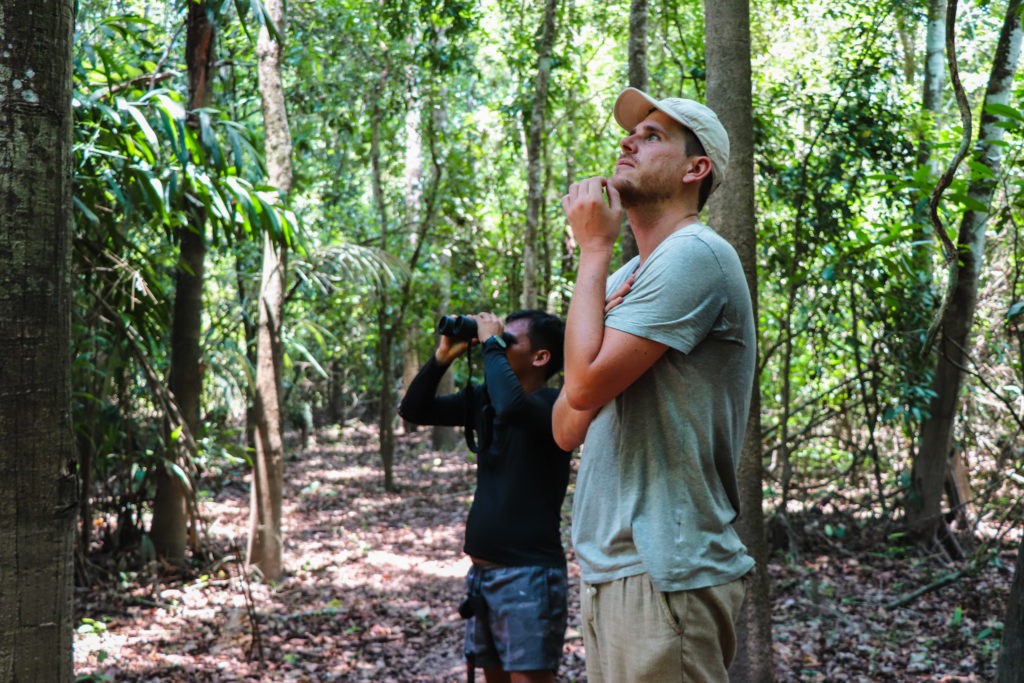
[704,1,774,680]
[0,0,77,678]
[247,0,293,581]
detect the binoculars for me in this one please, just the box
[436,315,478,341]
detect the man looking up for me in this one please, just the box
[553,88,757,682]
[400,310,570,683]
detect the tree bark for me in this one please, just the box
[520,0,558,310]
[370,99,398,491]
[999,539,1024,682]
[620,0,649,265]
[704,1,774,680]
[911,0,1023,546]
[247,0,293,581]
[910,0,947,295]
[0,0,77,678]
[401,87,425,437]
[431,264,458,451]
[153,0,215,565]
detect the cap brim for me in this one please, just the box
[614,87,662,131]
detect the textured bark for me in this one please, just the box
[911,0,1023,546]
[999,540,1024,682]
[704,1,774,680]
[520,0,558,310]
[0,0,77,679]
[248,0,293,581]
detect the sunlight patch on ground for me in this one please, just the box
[363,548,471,579]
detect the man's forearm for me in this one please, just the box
[552,390,598,451]
[563,249,613,408]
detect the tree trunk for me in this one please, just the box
[520,0,558,310]
[0,0,77,678]
[402,334,422,435]
[999,540,1024,682]
[907,0,947,329]
[153,0,215,565]
[377,312,398,491]
[704,1,774,680]
[910,0,1022,546]
[401,86,426,437]
[370,99,398,491]
[431,264,457,451]
[922,0,947,131]
[246,0,293,582]
[620,0,648,265]
[156,209,205,565]
[912,0,946,276]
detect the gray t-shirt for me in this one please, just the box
[571,223,757,592]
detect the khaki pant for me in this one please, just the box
[580,572,747,682]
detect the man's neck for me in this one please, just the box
[519,374,545,395]
[627,202,702,262]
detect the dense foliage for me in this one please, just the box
[69,0,1023,652]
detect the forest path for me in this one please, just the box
[74,423,1011,681]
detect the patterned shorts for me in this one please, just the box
[461,562,568,672]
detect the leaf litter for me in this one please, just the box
[74,423,1015,681]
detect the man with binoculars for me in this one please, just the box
[399,309,570,683]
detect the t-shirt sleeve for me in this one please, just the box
[604,233,728,354]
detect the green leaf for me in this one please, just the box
[120,99,159,151]
[73,196,100,226]
[168,462,192,491]
[984,101,1024,122]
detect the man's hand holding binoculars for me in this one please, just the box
[434,312,504,364]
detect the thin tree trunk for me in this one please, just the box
[401,86,425,437]
[432,264,457,451]
[247,0,293,582]
[378,317,398,491]
[370,100,398,491]
[521,0,558,310]
[909,0,947,317]
[0,0,77,678]
[911,0,1023,546]
[704,1,774,680]
[620,0,649,265]
[153,0,215,565]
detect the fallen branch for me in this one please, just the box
[886,567,967,609]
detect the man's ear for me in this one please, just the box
[532,348,551,368]
[683,156,712,185]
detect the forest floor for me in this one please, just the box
[73,422,1018,682]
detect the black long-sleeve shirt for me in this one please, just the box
[398,342,570,567]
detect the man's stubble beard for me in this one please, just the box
[610,172,675,209]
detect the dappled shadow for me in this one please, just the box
[75,424,585,682]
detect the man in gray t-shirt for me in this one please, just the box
[553,88,755,682]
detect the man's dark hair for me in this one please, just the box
[682,127,715,211]
[506,309,565,378]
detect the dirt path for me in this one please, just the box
[74,424,1012,681]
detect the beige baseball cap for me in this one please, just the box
[613,87,730,191]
